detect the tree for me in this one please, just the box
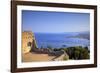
[79,49,89,59]
[82,49,89,59]
[63,55,69,60]
[84,46,88,50]
[74,50,80,60]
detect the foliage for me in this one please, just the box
[63,56,69,60]
[53,46,90,60]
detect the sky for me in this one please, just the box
[22,10,90,33]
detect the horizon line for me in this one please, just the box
[22,31,90,33]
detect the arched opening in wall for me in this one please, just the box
[27,42,32,47]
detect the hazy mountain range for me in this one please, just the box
[66,31,90,40]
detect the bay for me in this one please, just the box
[34,32,90,49]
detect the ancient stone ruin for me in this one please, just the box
[22,31,69,61]
[22,31,37,53]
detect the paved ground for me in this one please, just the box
[22,52,56,62]
[22,51,69,62]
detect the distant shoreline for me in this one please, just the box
[34,32,90,49]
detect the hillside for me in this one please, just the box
[66,32,90,40]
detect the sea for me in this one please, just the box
[34,32,90,49]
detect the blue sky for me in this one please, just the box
[22,10,90,33]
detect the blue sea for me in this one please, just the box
[34,32,90,48]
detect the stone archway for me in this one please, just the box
[27,42,32,47]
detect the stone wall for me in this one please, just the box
[52,51,69,61]
[22,31,37,54]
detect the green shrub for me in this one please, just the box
[63,56,69,60]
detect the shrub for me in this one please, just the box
[63,56,69,60]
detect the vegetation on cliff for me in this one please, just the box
[46,46,90,60]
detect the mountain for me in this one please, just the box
[66,31,90,40]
